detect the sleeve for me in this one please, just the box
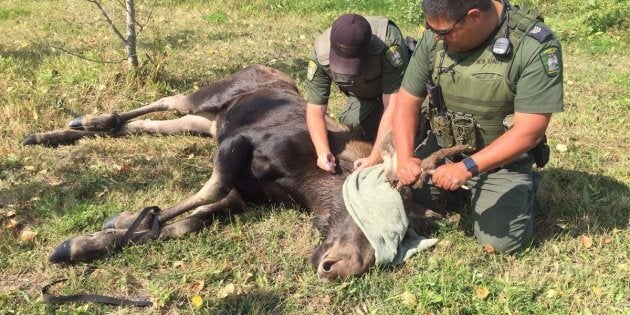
[512,29,564,114]
[401,29,435,98]
[305,50,332,105]
[380,23,410,94]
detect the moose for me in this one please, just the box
[24,65,467,280]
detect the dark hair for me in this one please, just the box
[421,0,493,21]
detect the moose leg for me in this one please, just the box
[122,113,217,137]
[68,95,194,132]
[22,95,212,147]
[49,135,253,263]
[22,130,108,147]
[159,189,247,239]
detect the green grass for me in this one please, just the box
[1,0,629,314]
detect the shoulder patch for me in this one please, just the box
[307,60,317,81]
[539,46,561,77]
[386,45,405,68]
[527,23,552,43]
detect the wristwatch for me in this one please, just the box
[462,157,479,177]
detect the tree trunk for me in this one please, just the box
[126,0,138,67]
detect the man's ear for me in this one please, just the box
[467,8,483,24]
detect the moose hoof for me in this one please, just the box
[48,230,123,263]
[22,134,39,146]
[68,117,85,130]
[48,239,73,263]
[69,114,122,132]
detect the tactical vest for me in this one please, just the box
[315,17,391,98]
[430,5,543,148]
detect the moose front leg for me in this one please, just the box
[48,190,246,263]
[48,135,253,263]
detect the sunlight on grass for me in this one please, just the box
[0,0,628,314]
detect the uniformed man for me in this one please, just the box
[306,13,410,173]
[393,0,563,253]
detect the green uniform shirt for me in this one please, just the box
[402,20,563,114]
[306,20,409,105]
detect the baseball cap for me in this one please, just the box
[329,14,372,75]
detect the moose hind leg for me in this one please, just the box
[122,113,217,137]
[69,94,192,132]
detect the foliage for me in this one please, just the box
[583,0,628,33]
[0,0,628,314]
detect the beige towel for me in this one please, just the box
[342,164,438,266]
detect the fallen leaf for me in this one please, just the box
[399,291,416,306]
[20,229,37,243]
[191,295,203,308]
[483,244,495,254]
[188,280,205,293]
[475,286,490,300]
[4,218,19,229]
[579,235,593,248]
[217,283,236,298]
[4,210,16,218]
[556,144,568,152]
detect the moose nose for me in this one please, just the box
[317,258,340,281]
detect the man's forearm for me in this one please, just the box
[306,103,331,156]
[469,112,551,173]
[393,88,423,160]
[368,93,397,160]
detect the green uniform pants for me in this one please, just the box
[338,96,383,142]
[413,132,535,253]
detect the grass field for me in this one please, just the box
[1,0,628,314]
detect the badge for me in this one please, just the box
[307,60,317,81]
[386,45,404,68]
[539,46,561,77]
[527,23,552,43]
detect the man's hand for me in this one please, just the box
[353,156,382,171]
[396,157,423,186]
[431,162,471,190]
[317,152,337,173]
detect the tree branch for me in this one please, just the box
[46,42,126,64]
[86,0,128,45]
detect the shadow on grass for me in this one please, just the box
[452,167,629,248]
[534,167,629,240]
[206,290,286,314]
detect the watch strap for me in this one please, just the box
[463,157,479,176]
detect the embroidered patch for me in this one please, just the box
[307,60,317,81]
[539,46,561,77]
[386,45,404,68]
[527,23,552,43]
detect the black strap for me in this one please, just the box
[115,206,161,253]
[42,206,162,307]
[42,278,152,307]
